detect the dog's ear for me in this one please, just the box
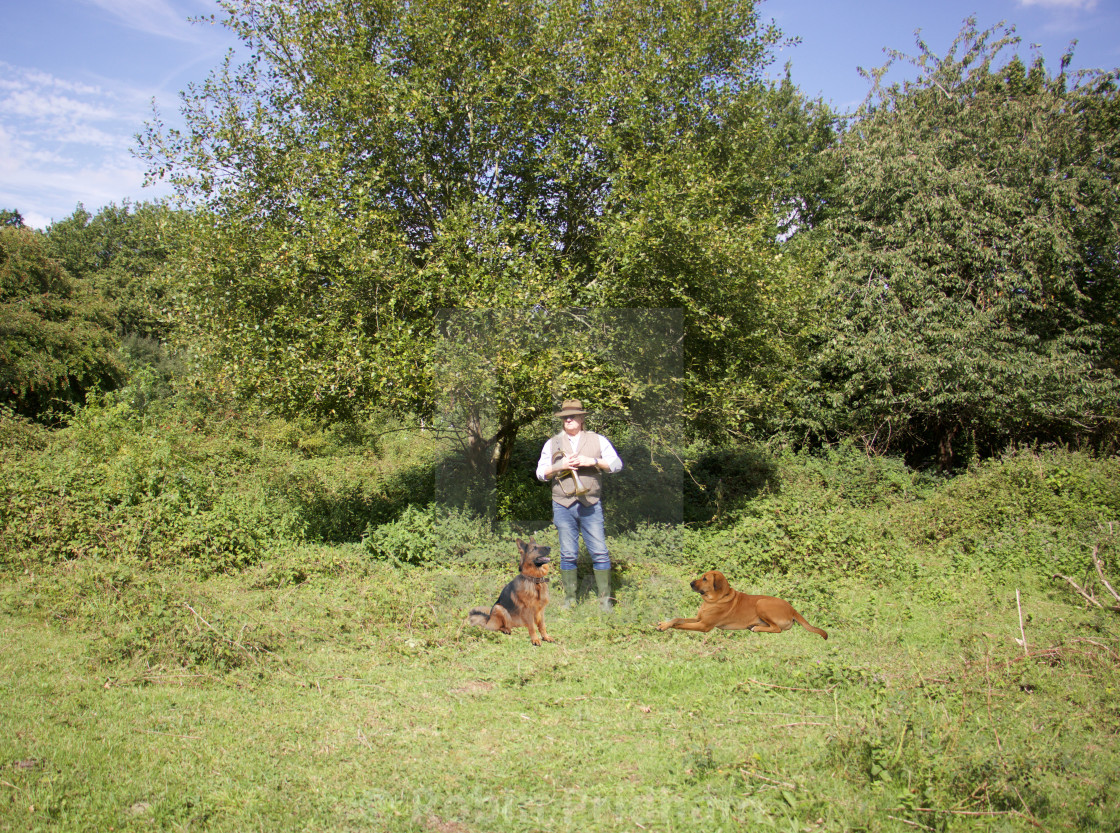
[516,538,526,552]
[710,572,726,595]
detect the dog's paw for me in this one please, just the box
[531,638,542,646]
[541,635,555,643]
[655,621,670,631]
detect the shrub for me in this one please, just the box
[683,445,778,525]
[0,405,49,450]
[0,410,287,573]
[683,443,1119,581]
[688,495,921,581]
[900,447,1120,575]
[681,444,929,580]
[271,457,435,543]
[774,441,935,508]
[3,563,283,672]
[0,386,460,574]
[362,505,501,566]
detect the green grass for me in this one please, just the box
[2,547,1118,832]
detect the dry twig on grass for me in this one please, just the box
[182,602,261,665]
[1053,544,1120,612]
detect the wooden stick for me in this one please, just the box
[1091,545,1120,604]
[1053,573,1100,608]
[885,815,934,831]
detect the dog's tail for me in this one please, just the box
[793,611,828,640]
[467,607,493,628]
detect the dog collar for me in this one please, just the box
[527,576,550,584]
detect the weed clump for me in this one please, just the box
[362,505,499,566]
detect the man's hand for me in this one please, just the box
[551,454,596,476]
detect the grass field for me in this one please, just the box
[2,545,1118,832]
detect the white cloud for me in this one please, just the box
[4,90,117,123]
[0,63,170,227]
[80,0,207,43]
[14,70,106,97]
[0,133,163,228]
[54,123,128,150]
[0,3,241,227]
[1017,0,1099,10]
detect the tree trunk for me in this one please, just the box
[495,425,518,478]
[464,409,492,483]
[938,424,959,471]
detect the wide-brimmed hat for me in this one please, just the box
[553,399,589,419]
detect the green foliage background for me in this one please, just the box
[3,389,1116,588]
[2,389,1118,831]
[0,226,124,419]
[795,21,1120,467]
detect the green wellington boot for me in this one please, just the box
[560,569,579,609]
[594,569,613,612]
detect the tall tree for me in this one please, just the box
[0,226,123,420]
[430,306,681,511]
[137,0,814,444]
[797,21,1120,468]
[0,210,25,229]
[45,202,188,344]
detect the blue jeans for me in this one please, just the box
[552,500,610,571]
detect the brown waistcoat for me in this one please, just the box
[550,432,603,507]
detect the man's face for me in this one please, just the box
[563,415,584,436]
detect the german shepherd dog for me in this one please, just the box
[468,538,553,645]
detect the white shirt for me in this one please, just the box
[535,431,623,481]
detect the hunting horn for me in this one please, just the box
[552,449,590,497]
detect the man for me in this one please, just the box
[535,400,623,611]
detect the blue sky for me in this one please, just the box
[2,0,1118,230]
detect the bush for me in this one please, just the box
[683,445,779,525]
[688,495,921,581]
[685,443,1119,581]
[775,441,935,508]
[608,441,686,529]
[681,444,929,580]
[271,456,435,543]
[901,446,1120,575]
[0,405,49,450]
[0,397,288,573]
[6,384,1115,590]
[2,563,283,672]
[0,393,444,575]
[362,505,502,566]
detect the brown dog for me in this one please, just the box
[656,570,827,639]
[468,538,554,646]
